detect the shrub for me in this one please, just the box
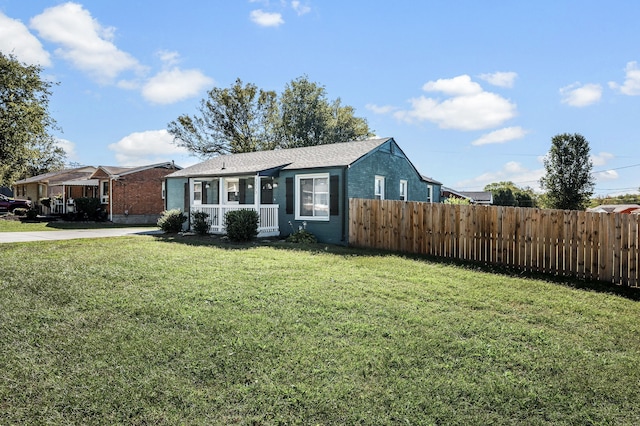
[40,198,51,208]
[158,209,187,233]
[286,229,317,243]
[75,197,103,221]
[191,210,210,235]
[12,208,28,217]
[224,209,259,242]
[25,209,39,221]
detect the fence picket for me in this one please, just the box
[348,199,639,287]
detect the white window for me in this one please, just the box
[399,180,407,201]
[161,181,166,200]
[226,179,239,204]
[295,173,329,221]
[427,185,433,202]
[375,175,385,200]
[193,182,202,205]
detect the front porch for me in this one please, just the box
[188,174,280,237]
[191,204,279,237]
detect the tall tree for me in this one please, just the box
[279,76,373,148]
[168,76,373,157]
[539,133,594,210]
[168,78,279,158]
[0,52,62,185]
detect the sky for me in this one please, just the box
[1,1,639,197]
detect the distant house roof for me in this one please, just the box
[13,166,97,186]
[587,204,640,214]
[91,161,181,179]
[459,191,493,204]
[168,138,394,178]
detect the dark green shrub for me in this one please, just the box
[224,209,259,241]
[158,209,187,233]
[192,210,210,235]
[75,197,103,221]
[25,209,39,220]
[40,198,51,208]
[12,208,28,217]
[286,229,317,243]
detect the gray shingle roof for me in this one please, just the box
[167,138,391,178]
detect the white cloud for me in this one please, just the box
[142,68,213,104]
[455,161,545,192]
[366,103,397,114]
[394,75,517,130]
[479,71,517,88]
[157,49,181,67]
[0,12,51,66]
[108,129,193,166]
[30,2,143,83]
[471,126,529,146]
[595,170,619,181]
[608,61,640,95]
[591,152,614,167]
[250,9,285,27]
[291,1,311,15]
[560,82,602,107]
[55,138,77,161]
[422,74,483,96]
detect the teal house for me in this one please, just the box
[164,137,441,244]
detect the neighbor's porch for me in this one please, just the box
[189,175,279,237]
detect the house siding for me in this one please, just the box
[347,140,429,202]
[109,168,175,224]
[277,166,346,245]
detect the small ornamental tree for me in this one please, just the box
[540,133,594,210]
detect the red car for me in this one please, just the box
[0,194,32,212]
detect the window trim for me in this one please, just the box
[427,184,433,202]
[295,173,330,221]
[375,175,385,200]
[399,179,408,201]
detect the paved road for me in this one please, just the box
[0,227,164,243]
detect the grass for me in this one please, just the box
[0,216,157,232]
[1,236,639,424]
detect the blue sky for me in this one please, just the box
[1,1,639,196]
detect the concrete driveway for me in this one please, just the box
[0,227,164,243]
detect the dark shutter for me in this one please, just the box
[239,179,246,204]
[330,175,339,216]
[285,177,294,214]
[183,182,190,213]
[202,182,208,204]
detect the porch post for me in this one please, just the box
[254,174,260,207]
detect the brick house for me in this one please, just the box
[91,162,181,224]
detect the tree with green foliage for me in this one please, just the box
[539,133,594,210]
[0,52,64,186]
[484,181,538,207]
[168,76,373,157]
[168,78,279,158]
[279,76,373,148]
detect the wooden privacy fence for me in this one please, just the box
[349,198,640,287]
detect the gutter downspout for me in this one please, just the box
[109,178,113,222]
[342,166,348,243]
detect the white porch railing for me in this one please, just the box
[191,204,279,237]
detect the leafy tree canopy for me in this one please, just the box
[0,52,64,185]
[484,181,538,207]
[539,133,594,210]
[168,76,373,158]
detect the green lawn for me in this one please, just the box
[1,236,639,424]
[0,216,157,232]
